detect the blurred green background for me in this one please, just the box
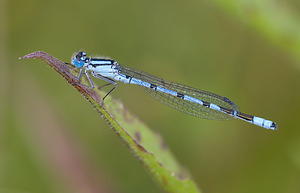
[1,0,300,192]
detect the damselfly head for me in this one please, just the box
[71,51,87,68]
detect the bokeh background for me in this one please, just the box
[1,0,300,193]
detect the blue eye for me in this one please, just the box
[73,59,84,68]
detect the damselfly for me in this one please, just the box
[71,51,277,130]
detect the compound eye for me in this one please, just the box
[75,52,82,59]
[72,51,86,68]
[73,58,84,68]
[76,51,87,61]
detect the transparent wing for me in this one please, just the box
[119,65,240,120]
